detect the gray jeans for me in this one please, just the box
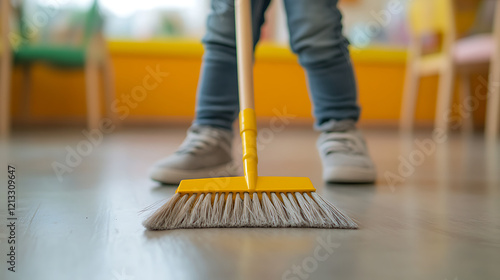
[194,0,359,132]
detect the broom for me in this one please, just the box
[142,0,358,230]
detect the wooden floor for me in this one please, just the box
[1,125,499,280]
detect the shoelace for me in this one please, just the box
[319,134,363,156]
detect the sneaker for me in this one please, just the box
[317,129,376,183]
[149,125,236,184]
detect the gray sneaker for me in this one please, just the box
[317,129,376,183]
[149,125,236,184]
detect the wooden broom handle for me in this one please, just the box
[235,0,254,110]
[235,0,259,190]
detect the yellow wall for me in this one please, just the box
[9,40,487,126]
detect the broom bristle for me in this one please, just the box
[142,192,358,230]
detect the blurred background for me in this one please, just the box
[1,2,499,279]
[0,0,499,140]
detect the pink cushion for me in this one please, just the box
[453,34,495,64]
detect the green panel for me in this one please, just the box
[14,45,86,67]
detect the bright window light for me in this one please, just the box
[99,0,197,17]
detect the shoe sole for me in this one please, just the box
[323,166,376,184]
[150,162,239,185]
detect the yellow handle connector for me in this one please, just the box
[239,108,258,191]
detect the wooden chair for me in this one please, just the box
[400,0,500,142]
[0,0,13,137]
[401,0,457,133]
[0,0,115,137]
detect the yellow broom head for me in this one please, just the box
[142,176,358,230]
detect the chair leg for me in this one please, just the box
[435,62,455,134]
[458,71,473,133]
[85,56,100,131]
[485,0,500,143]
[101,52,117,124]
[400,60,420,132]
[485,59,500,143]
[20,64,32,122]
[0,50,12,137]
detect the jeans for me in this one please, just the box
[194,0,360,132]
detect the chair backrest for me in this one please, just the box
[467,0,496,34]
[407,0,456,54]
[83,0,102,44]
[408,0,454,37]
[492,0,500,70]
[494,0,500,38]
[12,0,102,47]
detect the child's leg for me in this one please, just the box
[284,0,376,183]
[194,0,271,130]
[283,0,360,131]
